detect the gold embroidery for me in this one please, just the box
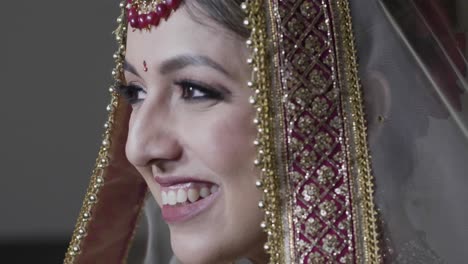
[333,0,382,262]
[244,0,285,263]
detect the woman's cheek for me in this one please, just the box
[179,104,256,173]
[209,109,256,172]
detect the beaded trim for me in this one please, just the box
[64,2,128,263]
[334,0,381,262]
[243,0,285,263]
[246,0,382,263]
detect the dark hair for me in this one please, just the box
[184,0,250,39]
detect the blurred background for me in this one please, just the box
[0,0,120,262]
[0,0,467,263]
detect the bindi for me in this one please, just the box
[143,60,148,72]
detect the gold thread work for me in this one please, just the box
[335,0,381,262]
[243,0,285,263]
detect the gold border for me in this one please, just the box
[243,0,285,263]
[333,0,382,262]
[328,0,363,262]
[264,1,295,263]
[64,2,130,263]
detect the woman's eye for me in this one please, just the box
[175,80,224,101]
[117,84,146,105]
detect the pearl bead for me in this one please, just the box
[255,180,263,187]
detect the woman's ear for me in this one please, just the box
[361,70,391,144]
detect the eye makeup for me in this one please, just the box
[174,79,230,102]
[117,78,232,105]
[117,84,146,105]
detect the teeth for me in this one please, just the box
[177,189,188,203]
[188,188,200,203]
[167,190,177,206]
[161,185,219,206]
[162,191,168,205]
[200,187,210,198]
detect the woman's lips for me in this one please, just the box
[161,185,220,223]
[154,176,220,223]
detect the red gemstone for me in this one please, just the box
[166,0,181,10]
[128,7,137,19]
[129,17,139,28]
[146,12,160,26]
[138,15,148,28]
[156,3,169,20]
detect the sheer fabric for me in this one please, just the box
[351,0,468,262]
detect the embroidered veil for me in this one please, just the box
[65,0,468,263]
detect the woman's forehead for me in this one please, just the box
[125,7,248,81]
[127,7,232,53]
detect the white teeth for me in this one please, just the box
[162,191,168,205]
[177,189,188,203]
[161,185,219,206]
[167,190,177,206]
[188,188,200,203]
[200,187,210,198]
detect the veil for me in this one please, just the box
[351,0,468,262]
[64,0,468,263]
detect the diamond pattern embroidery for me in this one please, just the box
[277,0,355,263]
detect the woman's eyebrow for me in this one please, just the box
[123,60,141,77]
[159,55,231,78]
[123,55,232,79]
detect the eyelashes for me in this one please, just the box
[117,84,146,105]
[117,79,227,105]
[174,79,225,101]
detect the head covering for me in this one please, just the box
[64,0,468,263]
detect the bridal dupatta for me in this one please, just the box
[65,0,468,263]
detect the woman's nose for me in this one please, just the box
[125,99,182,169]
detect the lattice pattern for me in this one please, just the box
[276,0,355,263]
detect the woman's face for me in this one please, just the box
[124,5,266,264]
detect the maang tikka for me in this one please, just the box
[126,0,181,29]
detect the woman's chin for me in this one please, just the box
[170,237,229,264]
[169,225,267,264]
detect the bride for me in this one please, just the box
[65,0,468,263]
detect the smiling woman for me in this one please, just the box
[122,5,263,263]
[65,0,468,263]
